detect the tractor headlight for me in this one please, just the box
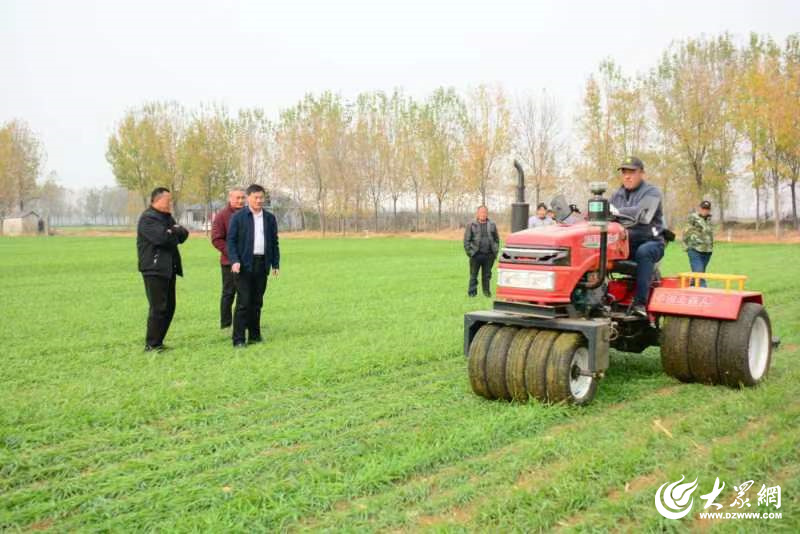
[498,269,555,291]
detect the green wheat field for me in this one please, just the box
[1,235,798,532]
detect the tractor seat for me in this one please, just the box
[612,260,638,276]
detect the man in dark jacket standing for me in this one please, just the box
[137,187,189,351]
[211,187,246,328]
[227,184,280,348]
[463,205,500,297]
[609,156,665,317]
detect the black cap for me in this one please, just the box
[618,156,644,171]
[699,200,711,209]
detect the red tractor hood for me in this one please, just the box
[504,221,626,249]
[497,221,630,304]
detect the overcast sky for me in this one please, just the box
[2,0,798,189]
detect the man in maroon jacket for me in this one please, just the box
[211,187,246,328]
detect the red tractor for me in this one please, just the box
[465,162,777,405]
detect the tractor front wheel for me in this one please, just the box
[485,326,519,400]
[524,330,559,403]
[468,324,500,399]
[505,328,539,402]
[545,333,597,405]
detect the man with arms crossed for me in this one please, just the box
[136,187,189,351]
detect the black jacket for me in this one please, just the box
[609,181,665,244]
[227,208,280,272]
[136,207,189,278]
[463,219,500,257]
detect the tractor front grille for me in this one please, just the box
[500,246,570,266]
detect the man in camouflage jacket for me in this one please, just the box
[682,200,714,287]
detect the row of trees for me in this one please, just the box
[577,33,800,236]
[105,87,558,233]
[4,32,796,235]
[106,33,799,236]
[0,121,137,229]
[0,120,43,221]
[37,183,136,226]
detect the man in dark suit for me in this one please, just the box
[211,187,246,329]
[136,187,189,351]
[227,184,280,348]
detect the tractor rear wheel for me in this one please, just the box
[485,326,518,400]
[660,316,693,383]
[717,303,772,387]
[505,328,539,402]
[687,319,720,384]
[524,330,560,402]
[545,332,597,405]
[468,324,500,399]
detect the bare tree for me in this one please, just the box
[237,108,274,188]
[463,84,511,205]
[514,90,563,206]
[0,119,44,220]
[419,87,465,230]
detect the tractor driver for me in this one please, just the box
[609,156,665,318]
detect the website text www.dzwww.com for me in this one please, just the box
[698,512,782,520]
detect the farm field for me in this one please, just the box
[0,235,798,532]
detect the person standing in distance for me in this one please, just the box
[682,200,715,287]
[211,187,246,329]
[136,187,189,352]
[463,205,500,297]
[227,184,280,348]
[528,203,554,228]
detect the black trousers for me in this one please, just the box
[628,239,665,305]
[233,256,268,344]
[469,252,495,295]
[143,274,176,347]
[220,264,237,328]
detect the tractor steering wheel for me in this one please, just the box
[610,211,638,228]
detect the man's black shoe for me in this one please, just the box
[221,324,231,329]
[233,342,247,349]
[468,292,477,297]
[483,291,492,298]
[144,344,166,353]
[249,336,264,344]
[630,304,648,318]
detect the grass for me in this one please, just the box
[0,235,798,532]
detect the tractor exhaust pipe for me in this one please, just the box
[511,160,529,233]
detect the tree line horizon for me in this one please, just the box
[1,32,798,236]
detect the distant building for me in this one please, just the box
[180,202,225,231]
[201,192,305,232]
[2,211,48,236]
